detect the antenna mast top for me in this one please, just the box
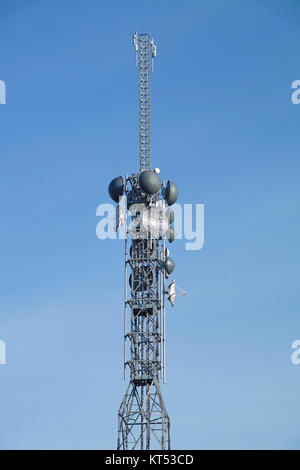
[133,33,157,172]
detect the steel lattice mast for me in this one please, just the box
[109,32,179,450]
[138,34,151,171]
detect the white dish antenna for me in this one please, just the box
[167,280,186,307]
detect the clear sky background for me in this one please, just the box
[0,0,300,450]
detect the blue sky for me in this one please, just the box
[0,0,300,449]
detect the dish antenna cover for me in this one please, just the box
[139,169,161,195]
[165,180,178,206]
[164,256,175,275]
[168,226,175,243]
[108,176,124,203]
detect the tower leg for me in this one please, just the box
[117,377,170,450]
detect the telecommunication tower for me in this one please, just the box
[108,33,183,450]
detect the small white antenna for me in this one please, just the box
[133,32,138,66]
[115,204,124,232]
[105,204,124,232]
[150,38,157,73]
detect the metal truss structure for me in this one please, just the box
[138,34,151,172]
[113,33,176,451]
